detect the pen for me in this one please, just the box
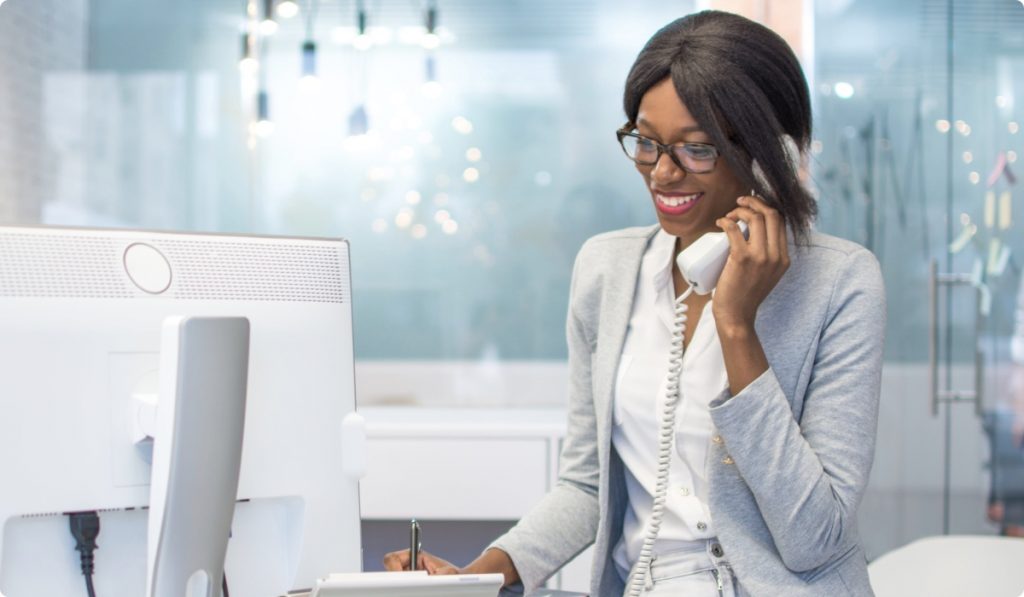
[409,519,421,571]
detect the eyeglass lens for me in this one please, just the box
[620,134,716,173]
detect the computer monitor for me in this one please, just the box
[0,225,363,597]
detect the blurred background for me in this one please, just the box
[2,0,1023,569]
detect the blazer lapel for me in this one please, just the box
[593,226,659,443]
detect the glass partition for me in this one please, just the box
[813,0,1024,557]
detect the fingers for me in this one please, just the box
[725,205,765,253]
[422,552,461,575]
[382,549,411,571]
[738,195,789,266]
[384,550,462,575]
[716,216,748,257]
[723,196,789,269]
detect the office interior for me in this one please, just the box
[1,0,1024,595]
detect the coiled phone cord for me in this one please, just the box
[626,284,694,596]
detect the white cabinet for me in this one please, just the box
[358,407,591,592]
[361,437,550,520]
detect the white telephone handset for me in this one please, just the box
[626,217,749,596]
[676,220,750,295]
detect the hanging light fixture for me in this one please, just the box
[421,0,440,50]
[259,0,279,35]
[255,89,274,137]
[425,53,437,84]
[348,105,369,137]
[239,31,259,74]
[348,0,370,135]
[302,40,318,78]
[420,1,441,96]
[353,0,371,51]
[422,53,442,97]
[276,0,300,19]
[299,0,321,91]
[300,40,322,92]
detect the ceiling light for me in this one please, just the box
[302,40,317,78]
[255,90,273,137]
[239,32,258,74]
[422,1,440,49]
[276,0,299,18]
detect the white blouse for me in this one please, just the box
[611,228,730,576]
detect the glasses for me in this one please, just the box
[616,128,720,174]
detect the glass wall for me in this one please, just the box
[3,0,693,362]
[813,0,1024,558]
[1,0,703,407]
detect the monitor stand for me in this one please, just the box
[146,316,250,597]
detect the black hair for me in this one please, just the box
[623,10,816,243]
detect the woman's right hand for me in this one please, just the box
[382,549,461,575]
[383,547,521,587]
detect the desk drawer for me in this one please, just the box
[360,437,549,520]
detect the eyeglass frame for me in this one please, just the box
[615,126,721,174]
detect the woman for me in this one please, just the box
[385,10,885,596]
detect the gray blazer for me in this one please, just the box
[491,224,886,596]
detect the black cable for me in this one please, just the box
[68,511,100,597]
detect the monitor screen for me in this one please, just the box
[0,225,362,597]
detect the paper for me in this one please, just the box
[310,570,503,597]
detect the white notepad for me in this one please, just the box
[310,570,504,597]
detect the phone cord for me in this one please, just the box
[626,286,694,597]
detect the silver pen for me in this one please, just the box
[409,519,421,571]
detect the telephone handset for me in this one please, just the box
[676,220,751,295]
[625,217,749,596]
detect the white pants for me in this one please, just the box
[622,539,741,597]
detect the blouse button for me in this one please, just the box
[711,543,724,558]
[712,435,723,444]
[696,521,708,532]
[722,456,735,465]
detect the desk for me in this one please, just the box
[358,407,592,592]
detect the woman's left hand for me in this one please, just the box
[712,195,790,333]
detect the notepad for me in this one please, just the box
[309,570,504,597]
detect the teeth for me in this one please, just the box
[657,193,700,207]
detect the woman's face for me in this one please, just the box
[633,77,747,245]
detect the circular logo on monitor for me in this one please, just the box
[123,243,172,294]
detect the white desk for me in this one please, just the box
[358,407,592,592]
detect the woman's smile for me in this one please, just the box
[652,190,704,216]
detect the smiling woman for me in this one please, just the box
[620,11,816,247]
[622,78,750,244]
[384,9,887,597]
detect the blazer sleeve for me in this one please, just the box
[708,246,886,572]
[488,249,602,594]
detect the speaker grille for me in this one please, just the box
[0,230,350,304]
[159,238,349,303]
[0,233,132,299]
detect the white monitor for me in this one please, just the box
[0,225,363,597]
